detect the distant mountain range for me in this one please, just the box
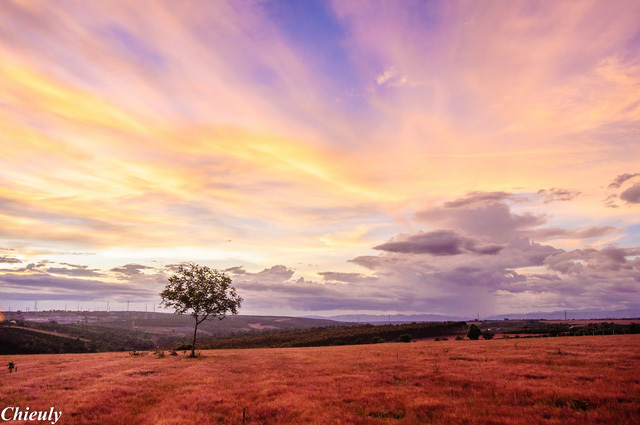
[306,313,464,323]
[308,308,640,323]
[484,308,640,321]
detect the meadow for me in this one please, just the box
[1,335,639,424]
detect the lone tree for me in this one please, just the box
[467,323,482,340]
[160,263,242,357]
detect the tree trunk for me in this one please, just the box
[191,318,198,358]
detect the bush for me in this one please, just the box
[467,324,481,340]
[455,335,464,340]
[482,330,495,340]
[397,334,411,343]
[371,336,385,344]
[175,343,193,351]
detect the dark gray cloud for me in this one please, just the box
[0,262,39,273]
[527,226,617,241]
[620,183,640,203]
[442,191,512,208]
[537,188,581,203]
[544,246,640,275]
[608,173,639,189]
[603,194,619,209]
[231,265,297,290]
[0,256,21,264]
[316,271,379,285]
[164,263,186,273]
[329,194,638,314]
[373,230,504,256]
[110,263,153,277]
[224,266,247,275]
[318,271,366,283]
[60,262,86,268]
[416,192,618,244]
[415,200,545,242]
[0,273,157,301]
[434,266,526,289]
[343,233,640,314]
[46,265,104,277]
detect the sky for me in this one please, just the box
[1,0,639,317]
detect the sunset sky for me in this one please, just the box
[1,0,639,317]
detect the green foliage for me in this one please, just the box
[203,322,468,349]
[175,343,193,351]
[0,325,93,355]
[397,333,411,343]
[161,263,242,319]
[482,330,495,340]
[160,263,242,357]
[467,324,482,340]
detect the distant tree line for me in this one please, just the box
[197,322,468,350]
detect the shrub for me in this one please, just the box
[398,334,411,343]
[175,343,193,351]
[482,330,495,340]
[467,324,481,340]
[455,335,463,340]
[371,336,385,344]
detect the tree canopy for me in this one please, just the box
[160,263,242,356]
[467,323,482,340]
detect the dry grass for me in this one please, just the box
[1,335,639,424]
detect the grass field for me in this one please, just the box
[2,335,639,424]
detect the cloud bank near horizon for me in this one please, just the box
[2,193,639,317]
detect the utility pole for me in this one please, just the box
[127,300,130,313]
